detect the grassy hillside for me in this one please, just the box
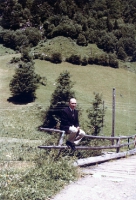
[32,36,104,59]
[0,47,136,199]
[35,59,136,136]
[0,50,136,139]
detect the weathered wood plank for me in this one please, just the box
[38,145,120,150]
[73,148,136,167]
[85,135,135,140]
[40,127,65,134]
[40,127,136,140]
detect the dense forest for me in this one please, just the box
[0,0,136,61]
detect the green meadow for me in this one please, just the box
[0,43,136,199]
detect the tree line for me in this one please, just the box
[0,0,136,61]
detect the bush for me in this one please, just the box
[97,32,117,53]
[109,54,119,68]
[95,54,109,66]
[10,57,20,63]
[117,47,127,61]
[81,57,88,66]
[77,33,87,46]
[88,55,95,64]
[24,27,42,46]
[66,54,81,65]
[50,52,62,63]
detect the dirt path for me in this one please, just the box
[51,155,136,200]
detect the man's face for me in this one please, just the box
[69,98,77,110]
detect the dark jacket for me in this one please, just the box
[60,107,79,132]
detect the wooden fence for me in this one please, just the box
[38,128,136,153]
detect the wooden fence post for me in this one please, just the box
[128,138,130,150]
[58,131,65,146]
[111,88,116,145]
[116,138,120,153]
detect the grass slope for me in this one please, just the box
[0,44,136,199]
[34,59,136,136]
[0,51,135,138]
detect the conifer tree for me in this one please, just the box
[87,93,106,136]
[9,50,38,103]
[43,70,75,128]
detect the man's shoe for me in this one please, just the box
[66,141,75,150]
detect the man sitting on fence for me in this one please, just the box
[60,98,86,150]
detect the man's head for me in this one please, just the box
[69,98,77,110]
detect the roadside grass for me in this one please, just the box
[0,151,78,200]
[0,43,136,199]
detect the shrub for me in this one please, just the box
[24,27,42,46]
[77,33,87,46]
[109,54,119,68]
[10,57,20,63]
[50,52,62,63]
[96,54,109,66]
[97,32,117,53]
[117,47,127,61]
[81,57,88,66]
[88,55,95,64]
[66,54,81,65]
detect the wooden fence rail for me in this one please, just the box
[38,127,136,153]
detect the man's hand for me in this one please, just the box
[76,127,80,135]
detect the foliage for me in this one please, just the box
[0,152,78,200]
[109,54,119,68]
[87,93,106,136]
[96,32,118,53]
[0,0,136,61]
[77,33,87,46]
[81,56,88,66]
[66,54,81,65]
[117,47,127,61]
[9,50,39,103]
[43,70,76,128]
[50,52,62,63]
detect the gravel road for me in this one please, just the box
[51,155,136,200]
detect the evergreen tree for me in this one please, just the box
[117,47,127,61]
[77,33,87,46]
[43,71,75,128]
[107,15,113,32]
[9,50,38,103]
[87,93,106,136]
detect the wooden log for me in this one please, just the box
[119,141,134,147]
[40,128,136,142]
[38,145,119,150]
[73,148,136,167]
[40,127,64,134]
[84,134,136,140]
[116,138,120,153]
